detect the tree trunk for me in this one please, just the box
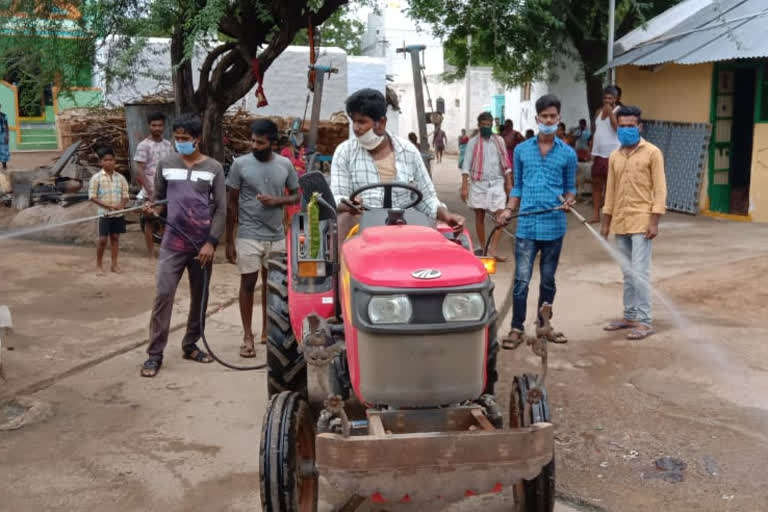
[201,101,226,162]
[170,30,197,115]
[584,70,605,129]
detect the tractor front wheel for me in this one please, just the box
[266,254,307,397]
[510,374,555,512]
[260,391,318,512]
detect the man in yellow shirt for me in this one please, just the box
[601,105,667,340]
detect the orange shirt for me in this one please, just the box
[603,138,667,235]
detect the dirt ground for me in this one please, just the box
[2,155,768,511]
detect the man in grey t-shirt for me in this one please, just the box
[226,119,299,358]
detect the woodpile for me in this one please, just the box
[56,106,350,173]
[57,108,130,173]
[222,108,349,161]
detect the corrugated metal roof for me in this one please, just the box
[607,0,768,69]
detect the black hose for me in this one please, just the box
[483,205,563,256]
[154,215,266,371]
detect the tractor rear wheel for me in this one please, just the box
[266,253,307,397]
[510,374,555,512]
[260,391,318,512]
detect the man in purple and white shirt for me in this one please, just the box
[140,113,226,378]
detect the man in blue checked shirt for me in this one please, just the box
[497,94,577,348]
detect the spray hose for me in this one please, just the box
[153,214,267,372]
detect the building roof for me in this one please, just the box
[607,0,768,69]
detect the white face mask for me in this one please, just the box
[357,127,385,150]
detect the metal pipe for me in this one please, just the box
[465,34,472,131]
[607,0,616,83]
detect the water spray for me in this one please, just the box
[0,200,169,241]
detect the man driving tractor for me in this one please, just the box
[331,88,466,242]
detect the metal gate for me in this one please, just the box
[642,120,711,215]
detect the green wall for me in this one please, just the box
[0,81,18,151]
[57,89,103,111]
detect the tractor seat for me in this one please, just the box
[358,208,432,232]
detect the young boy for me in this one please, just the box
[88,146,129,273]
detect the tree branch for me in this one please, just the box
[195,41,236,106]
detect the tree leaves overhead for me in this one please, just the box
[293,5,366,55]
[408,0,681,112]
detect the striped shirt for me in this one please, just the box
[154,154,227,253]
[512,137,577,241]
[331,132,444,219]
[88,169,129,216]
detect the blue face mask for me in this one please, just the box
[618,126,641,146]
[538,123,558,135]
[175,140,196,156]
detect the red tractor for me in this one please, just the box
[260,173,555,511]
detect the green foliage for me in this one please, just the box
[408,0,681,88]
[292,5,366,55]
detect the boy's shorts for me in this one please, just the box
[99,216,126,237]
[235,238,286,275]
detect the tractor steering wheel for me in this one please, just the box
[348,182,423,210]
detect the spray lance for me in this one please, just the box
[0,199,265,371]
[0,199,169,241]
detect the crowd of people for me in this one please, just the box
[80,83,665,377]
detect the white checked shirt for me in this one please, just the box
[331,132,445,219]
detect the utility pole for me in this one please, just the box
[465,34,472,131]
[397,44,432,175]
[607,0,616,84]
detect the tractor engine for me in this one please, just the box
[340,225,496,407]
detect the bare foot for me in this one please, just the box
[97,266,105,275]
[111,266,121,274]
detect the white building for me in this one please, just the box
[360,4,590,153]
[94,39,385,122]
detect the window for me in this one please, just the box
[520,82,532,102]
[759,63,768,122]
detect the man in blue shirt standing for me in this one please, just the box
[497,94,577,348]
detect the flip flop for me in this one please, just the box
[502,328,525,350]
[240,337,256,358]
[140,359,161,378]
[604,320,636,331]
[182,347,214,363]
[494,255,508,263]
[627,327,656,340]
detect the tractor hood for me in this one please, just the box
[342,225,488,288]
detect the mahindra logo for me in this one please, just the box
[412,269,442,280]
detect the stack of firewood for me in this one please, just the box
[57,107,350,173]
[57,108,130,173]
[223,108,350,159]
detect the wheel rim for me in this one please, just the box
[296,409,317,511]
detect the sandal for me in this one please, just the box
[627,326,655,340]
[502,328,525,350]
[547,330,568,344]
[240,337,256,358]
[183,346,214,363]
[141,359,161,378]
[604,319,636,331]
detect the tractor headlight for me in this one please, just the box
[442,293,485,322]
[368,295,412,324]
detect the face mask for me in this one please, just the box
[480,127,493,138]
[538,123,558,135]
[357,127,385,150]
[175,140,196,156]
[253,148,272,161]
[618,126,641,146]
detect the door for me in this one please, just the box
[709,68,734,213]
[493,95,505,122]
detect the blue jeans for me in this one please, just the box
[615,234,653,325]
[512,237,564,330]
